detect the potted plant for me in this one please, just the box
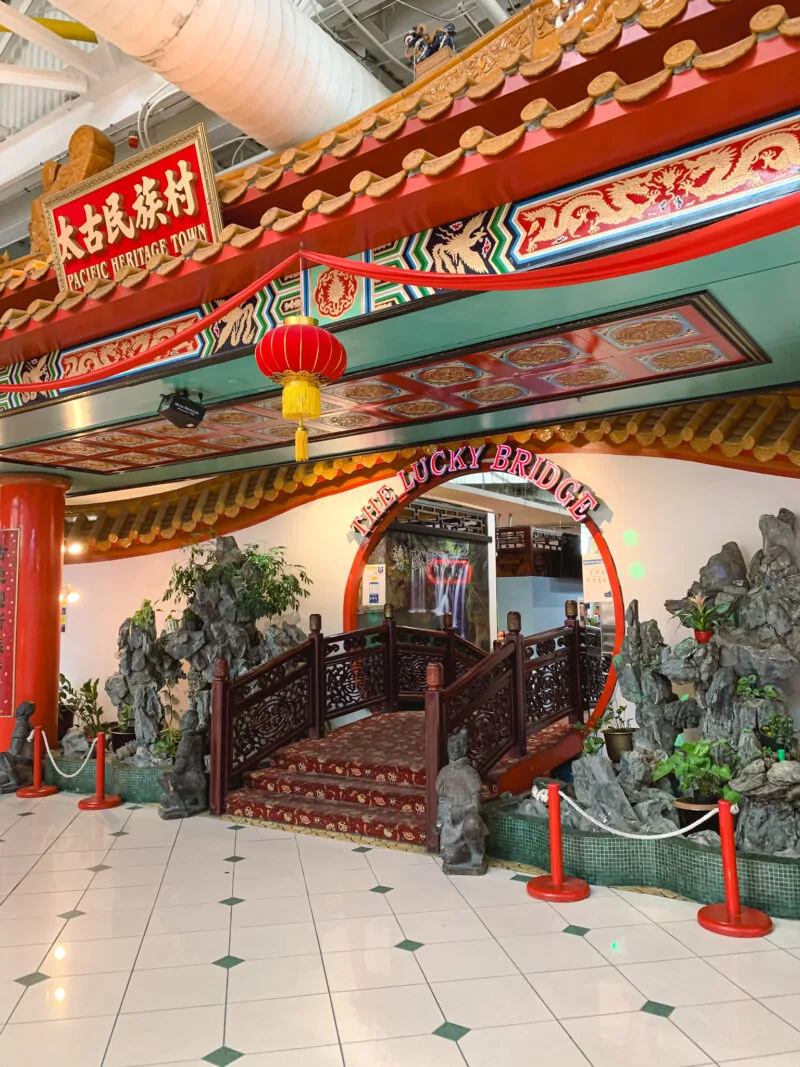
[669,593,730,643]
[759,710,797,755]
[110,703,136,752]
[58,673,78,741]
[74,678,106,743]
[151,723,181,760]
[601,704,637,763]
[654,739,739,833]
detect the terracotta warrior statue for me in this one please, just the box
[435,727,487,875]
[158,708,207,819]
[0,702,35,794]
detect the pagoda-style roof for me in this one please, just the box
[1,0,798,365]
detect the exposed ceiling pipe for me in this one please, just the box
[54,0,387,149]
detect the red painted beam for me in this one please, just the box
[1,34,798,366]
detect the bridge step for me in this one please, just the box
[224,788,426,845]
[244,767,426,813]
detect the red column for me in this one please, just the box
[0,475,69,748]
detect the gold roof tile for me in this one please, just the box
[331,133,365,158]
[420,147,464,176]
[402,148,437,171]
[519,50,562,78]
[750,5,787,33]
[466,68,507,100]
[317,191,356,215]
[614,66,672,102]
[113,264,150,287]
[272,209,307,232]
[612,0,642,19]
[230,226,265,249]
[81,276,116,299]
[520,97,555,124]
[459,126,493,150]
[577,20,622,55]
[693,34,757,70]
[293,150,324,175]
[416,96,453,121]
[29,300,57,322]
[639,0,688,29]
[373,116,406,141]
[365,171,407,197]
[663,39,700,68]
[587,71,625,97]
[317,130,350,150]
[254,169,283,192]
[350,170,384,193]
[219,181,250,205]
[779,14,800,35]
[477,123,527,156]
[260,206,294,228]
[541,96,595,129]
[189,240,224,263]
[0,307,30,328]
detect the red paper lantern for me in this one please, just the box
[255,316,347,461]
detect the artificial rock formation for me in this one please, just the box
[105,613,182,748]
[158,708,207,820]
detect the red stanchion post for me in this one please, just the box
[17,726,59,798]
[527,782,590,902]
[697,800,772,937]
[78,732,122,811]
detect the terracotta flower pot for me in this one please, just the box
[674,795,731,836]
[694,629,714,644]
[603,728,636,763]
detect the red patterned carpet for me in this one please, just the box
[224,711,575,845]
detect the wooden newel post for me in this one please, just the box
[564,600,583,724]
[424,661,444,852]
[209,657,230,816]
[384,604,397,713]
[505,611,527,757]
[309,614,325,737]
[443,611,455,686]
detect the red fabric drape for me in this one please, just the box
[301,189,800,291]
[2,189,798,395]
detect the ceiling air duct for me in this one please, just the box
[54,0,387,149]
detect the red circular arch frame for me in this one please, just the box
[342,467,624,725]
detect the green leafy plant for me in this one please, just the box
[164,541,310,622]
[602,704,631,732]
[735,674,784,702]
[117,703,134,732]
[58,673,80,722]
[131,598,157,631]
[760,711,796,751]
[576,720,605,755]
[654,740,739,803]
[151,724,181,760]
[669,593,731,633]
[63,678,105,739]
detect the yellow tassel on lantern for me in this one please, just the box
[281,372,322,421]
[295,422,309,462]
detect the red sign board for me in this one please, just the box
[44,125,222,292]
[0,529,19,718]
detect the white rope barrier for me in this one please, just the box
[29,729,99,780]
[530,785,737,841]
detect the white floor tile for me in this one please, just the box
[342,1034,464,1067]
[135,929,230,970]
[226,994,337,1053]
[501,931,607,972]
[105,1003,225,1066]
[227,953,327,1002]
[612,889,701,924]
[766,919,800,950]
[11,970,129,1022]
[387,884,468,915]
[232,875,309,900]
[230,921,320,961]
[460,1020,592,1067]
[433,974,552,1027]
[672,998,800,1061]
[717,1054,800,1067]
[88,865,166,889]
[585,924,694,964]
[0,889,82,919]
[332,983,444,1042]
[231,896,313,927]
[707,948,800,997]
[399,908,493,944]
[527,965,645,1018]
[0,979,22,1023]
[80,885,160,912]
[57,908,150,943]
[15,868,94,893]
[450,872,531,909]
[0,1014,116,1067]
[310,890,393,921]
[122,962,227,1013]
[304,868,379,894]
[662,920,776,956]
[316,915,404,953]
[618,956,750,1006]
[155,880,234,908]
[324,946,424,991]
[473,902,565,938]
[0,915,64,948]
[551,894,653,928]
[416,938,516,982]
[760,992,800,1028]
[236,1050,344,1067]
[99,846,172,868]
[43,936,140,977]
[565,1011,710,1067]
[147,902,230,935]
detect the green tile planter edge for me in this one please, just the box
[484,796,800,920]
[44,755,165,803]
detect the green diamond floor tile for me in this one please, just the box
[58,909,86,920]
[110,831,129,837]
[15,972,48,987]
[219,897,244,907]
[17,812,34,817]
[563,925,590,937]
[370,885,393,894]
[212,955,244,970]
[87,864,111,873]
[434,1022,470,1042]
[203,1047,243,1066]
[511,874,530,883]
[395,940,423,952]
[223,856,244,863]
[352,845,372,853]
[641,1000,674,1018]
[126,805,143,811]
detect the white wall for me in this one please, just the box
[61,454,800,715]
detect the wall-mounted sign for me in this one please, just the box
[44,125,222,292]
[351,443,598,537]
[362,563,386,607]
[0,529,19,717]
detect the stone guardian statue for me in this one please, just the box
[435,728,487,875]
[158,708,207,819]
[0,702,35,793]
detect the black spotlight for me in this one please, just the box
[158,391,206,429]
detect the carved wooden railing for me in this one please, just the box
[209,607,484,814]
[579,623,613,711]
[423,610,584,848]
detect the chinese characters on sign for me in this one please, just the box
[351,443,599,537]
[44,125,222,292]
[0,530,19,718]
